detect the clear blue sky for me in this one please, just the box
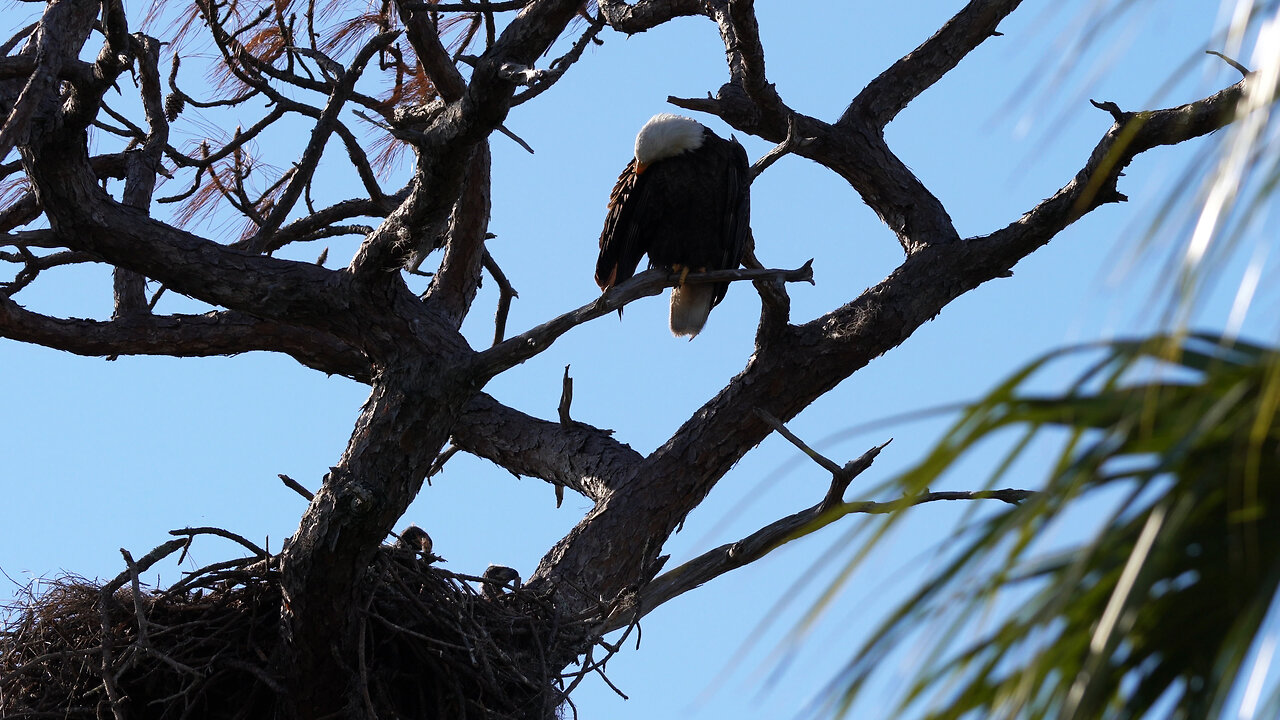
[2,1,1274,718]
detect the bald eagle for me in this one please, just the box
[595,114,751,338]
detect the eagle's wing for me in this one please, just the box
[595,159,654,290]
[709,137,751,309]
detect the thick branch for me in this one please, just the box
[670,96,961,252]
[597,0,707,34]
[423,140,491,327]
[840,0,1022,129]
[0,298,371,381]
[0,0,97,160]
[114,34,168,319]
[279,360,475,717]
[351,0,583,272]
[451,393,641,502]
[721,0,784,122]
[980,81,1247,254]
[395,0,467,102]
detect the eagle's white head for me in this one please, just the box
[634,114,706,171]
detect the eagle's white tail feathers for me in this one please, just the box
[669,284,715,338]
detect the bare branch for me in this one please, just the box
[753,408,844,476]
[101,539,190,597]
[450,393,639,503]
[982,79,1249,259]
[603,483,1033,631]
[408,0,530,11]
[482,249,519,345]
[169,527,269,558]
[475,263,814,377]
[0,191,41,234]
[0,0,97,161]
[558,365,575,426]
[740,234,792,341]
[721,0,785,123]
[157,106,287,175]
[243,30,400,253]
[1206,49,1250,77]
[114,34,169,319]
[2,248,95,297]
[0,299,372,381]
[840,0,1021,129]
[511,15,607,106]
[597,0,707,34]
[260,193,403,254]
[395,0,467,102]
[599,440,890,632]
[0,22,36,56]
[749,114,810,180]
[351,0,586,274]
[279,473,316,501]
[424,141,492,327]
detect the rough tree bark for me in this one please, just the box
[0,0,1258,717]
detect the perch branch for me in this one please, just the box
[476,263,813,377]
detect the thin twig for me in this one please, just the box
[482,249,518,346]
[168,527,269,558]
[1206,49,1249,77]
[754,407,843,475]
[749,115,810,180]
[557,365,574,426]
[278,473,315,501]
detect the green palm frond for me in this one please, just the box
[835,333,1280,719]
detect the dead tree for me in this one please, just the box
[0,0,1255,718]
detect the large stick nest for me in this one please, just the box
[1,536,593,719]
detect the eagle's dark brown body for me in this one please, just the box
[595,115,751,337]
